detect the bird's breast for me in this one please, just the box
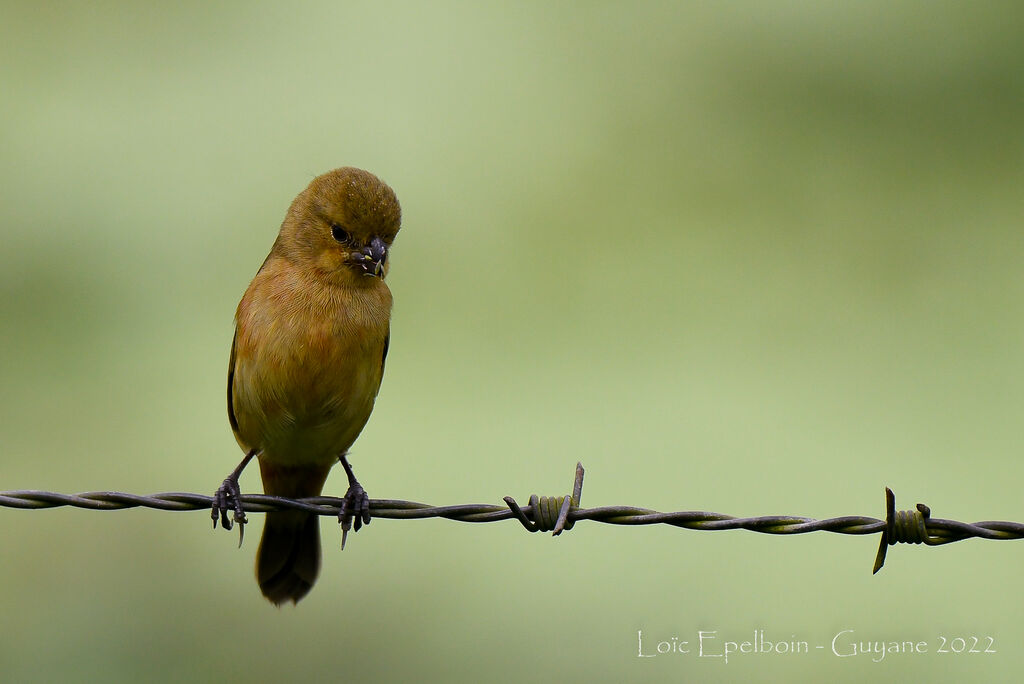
[231,266,391,467]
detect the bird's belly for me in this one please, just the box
[232,328,384,467]
[259,390,375,467]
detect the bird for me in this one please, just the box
[212,167,401,605]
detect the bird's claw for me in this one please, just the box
[338,482,371,550]
[212,476,248,547]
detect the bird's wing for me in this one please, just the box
[227,255,272,448]
[227,327,241,437]
[376,328,389,396]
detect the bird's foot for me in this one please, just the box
[212,474,248,547]
[338,481,370,550]
[212,449,257,546]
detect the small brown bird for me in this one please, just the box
[213,167,401,605]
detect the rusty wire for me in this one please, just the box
[2,462,1021,573]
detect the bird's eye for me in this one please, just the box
[330,224,351,243]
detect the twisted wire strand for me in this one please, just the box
[4,462,1022,575]
[2,490,1021,540]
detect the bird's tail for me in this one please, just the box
[256,461,331,605]
[257,510,321,605]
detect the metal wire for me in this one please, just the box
[2,462,1021,572]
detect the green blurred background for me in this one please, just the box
[2,1,1023,681]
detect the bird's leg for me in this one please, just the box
[338,453,371,550]
[212,448,258,546]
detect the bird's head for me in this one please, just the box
[276,167,401,286]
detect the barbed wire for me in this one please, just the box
[2,462,1022,573]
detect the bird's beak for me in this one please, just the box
[354,236,388,278]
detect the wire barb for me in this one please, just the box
[503,462,584,535]
[872,487,951,574]
[3,464,1024,575]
